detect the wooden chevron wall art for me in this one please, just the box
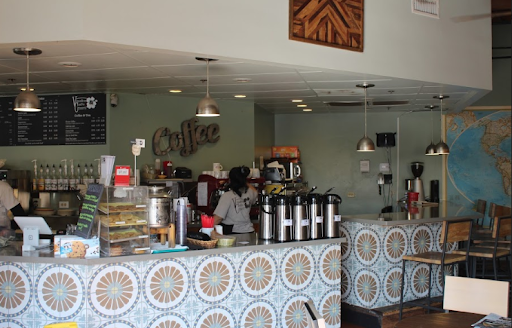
[289,0,364,52]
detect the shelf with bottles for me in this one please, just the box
[31,159,101,193]
[97,185,150,257]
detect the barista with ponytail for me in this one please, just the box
[213,166,258,234]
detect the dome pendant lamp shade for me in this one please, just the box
[13,48,42,112]
[425,105,438,156]
[196,57,219,117]
[356,83,375,152]
[433,95,450,155]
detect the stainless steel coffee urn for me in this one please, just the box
[148,186,171,227]
[291,195,309,241]
[259,194,275,240]
[323,194,342,238]
[307,193,323,239]
[274,195,292,242]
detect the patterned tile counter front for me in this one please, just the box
[0,237,343,328]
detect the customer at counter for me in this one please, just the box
[0,181,26,235]
[213,166,258,234]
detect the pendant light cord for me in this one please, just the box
[439,96,444,140]
[430,106,434,142]
[206,59,209,95]
[364,86,368,137]
[26,51,30,90]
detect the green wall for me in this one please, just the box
[253,104,275,166]
[0,93,256,180]
[274,111,443,215]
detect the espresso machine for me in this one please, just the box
[410,162,425,202]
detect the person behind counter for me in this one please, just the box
[213,166,258,234]
[0,181,26,235]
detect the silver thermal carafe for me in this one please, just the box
[307,193,323,240]
[259,194,275,240]
[323,194,342,238]
[274,195,292,242]
[410,162,425,202]
[291,194,309,241]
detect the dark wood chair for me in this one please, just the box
[398,218,473,320]
[474,199,487,229]
[454,215,512,281]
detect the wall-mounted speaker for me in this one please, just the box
[376,132,396,147]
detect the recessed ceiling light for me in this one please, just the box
[297,104,307,107]
[58,61,82,68]
[234,95,246,98]
[233,78,252,83]
[169,89,182,93]
[292,99,303,103]
[303,108,313,112]
[20,87,34,91]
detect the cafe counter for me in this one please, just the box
[339,202,481,310]
[0,234,345,328]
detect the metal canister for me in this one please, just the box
[307,193,323,239]
[323,194,342,238]
[274,195,291,242]
[148,186,171,227]
[259,194,275,240]
[291,194,309,241]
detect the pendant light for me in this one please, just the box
[425,105,438,155]
[433,95,450,155]
[13,48,42,112]
[356,83,375,152]
[196,57,220,117]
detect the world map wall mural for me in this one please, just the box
[289,0,364,52]
[446,110,511,220]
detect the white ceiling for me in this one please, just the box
[0,41,482,114]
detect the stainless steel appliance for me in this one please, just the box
[291,194,309,241]
[323,194,342,238]
[411,162,425,202]
[147,186,171,227]
[307,193,323,240]
[259,194,274,240]
[274,195,291,242]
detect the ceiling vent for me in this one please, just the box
[412,0,439,18]
[325,100,410,107]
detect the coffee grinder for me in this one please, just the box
[410,162,425,202]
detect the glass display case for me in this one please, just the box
[97,186,150,256]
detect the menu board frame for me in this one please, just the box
[0,93,107,146]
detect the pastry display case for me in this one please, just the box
[97,186,150,256]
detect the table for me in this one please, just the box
[395,313,484,328]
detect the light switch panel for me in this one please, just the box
[360,160,370,173]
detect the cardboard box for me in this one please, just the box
[271,146,300,158]
[58,236,100,258]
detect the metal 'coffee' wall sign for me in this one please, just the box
[152,117,220,157]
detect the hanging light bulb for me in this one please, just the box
[13,48,42,112]
[196,57,219,117]
[433,95,450,155]
[356,83,375,152]
[425,105,438,155]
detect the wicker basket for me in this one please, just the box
[187,238,218,249]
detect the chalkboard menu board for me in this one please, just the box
[75,183,104,239]
[0,93,106,146]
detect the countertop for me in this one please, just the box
[342,201,482,226]
[0,233,346,265]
